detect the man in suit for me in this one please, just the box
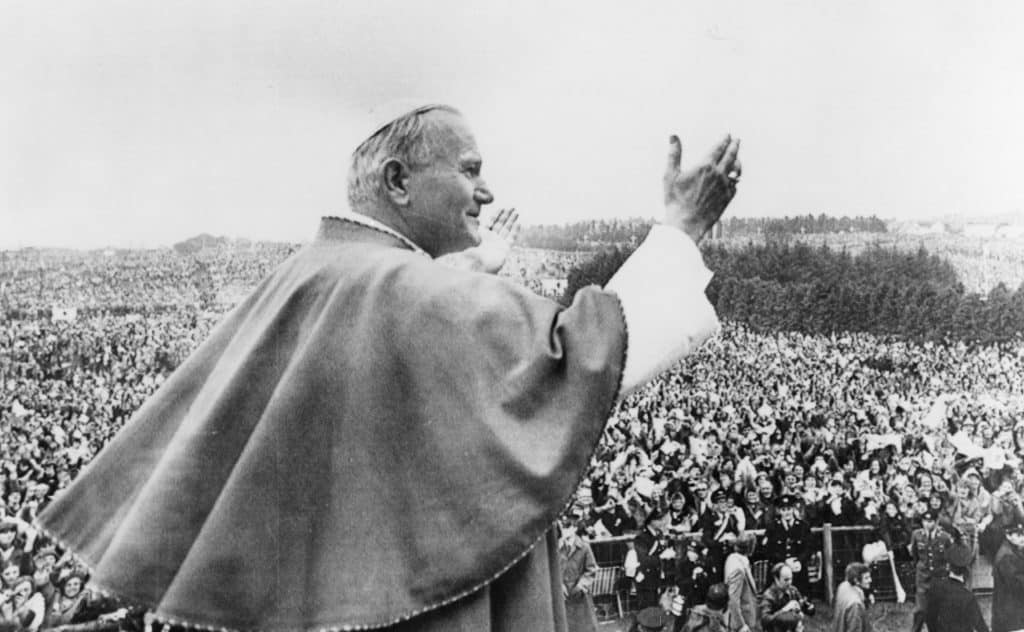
[724,532,758,632]
[764,495,812,592]
[924,539,988,632]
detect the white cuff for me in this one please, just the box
[606,224,720,395]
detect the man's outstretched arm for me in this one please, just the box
[607,134,741,394]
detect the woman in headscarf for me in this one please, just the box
[47,572,90,628]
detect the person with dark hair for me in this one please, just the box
[992,521,1024,632]
[678,583,729,632]
[983,474,1024,562]
[47,572,90,627]
[878,500,913,562]
[668,490,699,536]
[924,539,988,632]
[0,576,45,632]
[832,563,872,632]
[0,522,30,579]
[822,477,860,526]
[634,607,670,632]
[724,533,757,632]
[741,488,768,533]
[760,563,814,632]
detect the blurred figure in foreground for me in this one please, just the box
[832,562,872,632]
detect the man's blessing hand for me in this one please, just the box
[663,134,742,243]
[438,207,520,274]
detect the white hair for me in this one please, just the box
[346,105,461,211]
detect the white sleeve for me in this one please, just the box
[605,224,720,396]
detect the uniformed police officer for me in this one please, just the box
[764,494,812,592]
[635,510,674,608]
[910,509,953,632]
[700,489,741,582]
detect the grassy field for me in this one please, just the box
[599,596,993,632]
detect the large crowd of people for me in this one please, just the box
[568,322,1024,623]
[2,244,1024,630]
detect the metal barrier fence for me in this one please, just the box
[584,523,994,619]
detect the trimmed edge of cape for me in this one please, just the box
[31,287,630,632]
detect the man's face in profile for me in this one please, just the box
[858,571,872,589]
[403,110,492,257]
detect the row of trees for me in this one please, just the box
[722,214,888,236]
[518,219,652,251]
[564,241,1024,344]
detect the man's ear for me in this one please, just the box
[381,158,411,205]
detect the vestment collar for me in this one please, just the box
[318,213,429,258]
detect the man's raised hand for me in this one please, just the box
[437,207,520,274]
[473,207,520,274]
[663,134,741,243]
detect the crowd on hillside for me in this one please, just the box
[0,245,293,318]
[2,245,1024,629]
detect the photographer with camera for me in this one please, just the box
[760,563,814,632]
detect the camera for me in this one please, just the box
[799,597,816,617]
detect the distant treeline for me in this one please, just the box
[564,241,1024,344]
[518,219,651,251]
[723,214,888,236]
[519,215,886,250]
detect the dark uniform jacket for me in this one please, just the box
[924,577,988,632]
[910,527,953,587]
[764,518,812,566]
[635,529,669,590]
[676,556,712,610]
[699,510,741,580]
[992,541,1024,632]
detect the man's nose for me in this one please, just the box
[474,185,493,205]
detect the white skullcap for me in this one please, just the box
[356,99,453,150]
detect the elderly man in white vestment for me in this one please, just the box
[36,103,742,632]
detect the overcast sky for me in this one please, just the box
[2,1,1023,248]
